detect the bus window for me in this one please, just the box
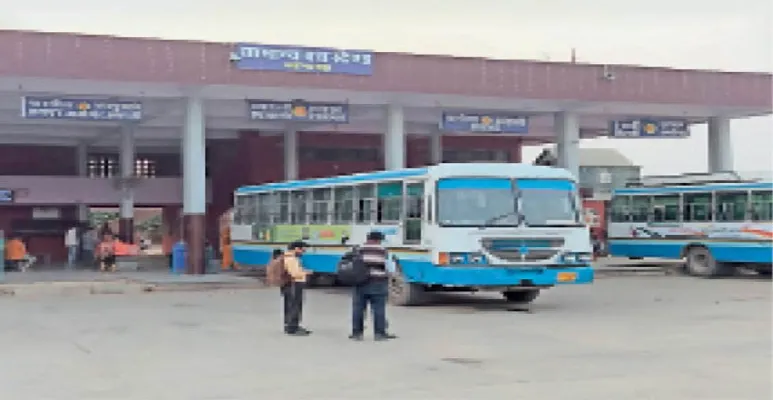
[404,183,424,243]
[750,190,772,221]
[291,190,308,224]
[684,192,712,222]
[715,191,748,222]
[278,191,290,224]
[241,194,257,225]
[311,188,331,224]
[334,186,354,223]
[652,194,680,222]
[234,195,249,225]
[610,196,630,222]
[357,184,375,223]
[630,196,650,222]
[377,182,403,223]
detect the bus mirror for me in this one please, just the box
[341,236,349,245]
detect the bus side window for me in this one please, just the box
[377,182,402,223]
[652,194,680,222]
[610,196,630,222]
[630,196,650,222]
[750,190,773,221]
[357,184,375,223]
[684,192,712,222]
[715,191,748,222]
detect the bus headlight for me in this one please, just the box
[439,252,487,265]
[560,253,593,264]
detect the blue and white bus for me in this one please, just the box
[231,163,594,306]
[608,172,773,277]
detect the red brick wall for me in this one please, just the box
[0,145,76,175]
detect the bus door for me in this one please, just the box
[402,180,425,245]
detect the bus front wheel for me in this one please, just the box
[388,267,425,307]
[685,246,732,278]
[502,289,541,304]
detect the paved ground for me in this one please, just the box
[0,276,770,400]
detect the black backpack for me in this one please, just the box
[336,246,370,286]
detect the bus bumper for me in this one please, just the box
[399,261,594,287]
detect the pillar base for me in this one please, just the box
[183,213,206,275]
[118,218,134,244]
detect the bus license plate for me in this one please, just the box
[557,272,577,282]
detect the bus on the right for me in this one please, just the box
[607,172,772,277]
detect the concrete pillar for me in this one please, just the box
[429,129,442,165]
[75,142,89,223]
[118,126,135,243]
[284,128,298,180]
[384,104,406,170]
[183,96,207,275]
[554,112,580,179]
[707,116,733,173]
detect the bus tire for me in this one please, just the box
[685,246,732,278]
[502,289,541,304]
[388,267,425,307]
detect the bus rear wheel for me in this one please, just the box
[388,269,425,307]
[502,289,541,304]
[685,246,732,278]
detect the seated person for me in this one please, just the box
[96,233,118,272]
[4,234,28,271]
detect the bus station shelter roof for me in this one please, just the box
[0,30,770,151]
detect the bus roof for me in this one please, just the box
[614,181,773,195]
[235,163,575,194]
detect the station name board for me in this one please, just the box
[248,100,349,123]
[441,112,529,134]
[609,119,689,138]
[21,97,142,121]
[231,43,373,76]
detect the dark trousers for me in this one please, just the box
[352,278,388,336]
[281,282,305,333]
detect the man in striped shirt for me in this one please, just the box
[349,231,398,341]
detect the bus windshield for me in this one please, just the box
[517,179,581,227]
[437,178,517,227]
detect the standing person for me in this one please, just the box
[64,225,79,270]
[96,232,118,273]
[349,231,397,341]
[81,226,98,268]
[280,241,311,336]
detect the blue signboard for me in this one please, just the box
[0,189,13,203]
[609,119,690,138]
[248,100,349,123]
[22,97,142,121]
[441,112,529,134]
[231,43,373,75]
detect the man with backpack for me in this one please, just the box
[343,231,397,341]
[265,241,311,336]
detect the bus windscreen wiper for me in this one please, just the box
[481,211,521,228]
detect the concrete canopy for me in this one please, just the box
[0,29,770,151]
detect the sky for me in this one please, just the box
[2,0,772,175]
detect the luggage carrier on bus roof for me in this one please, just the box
[624,171,762,188]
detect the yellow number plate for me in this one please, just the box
[557,272,577,282]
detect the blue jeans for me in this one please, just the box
[352,279,388,336]
[67,245,78,268]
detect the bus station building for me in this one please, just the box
[0,30,770,273]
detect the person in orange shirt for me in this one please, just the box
[4,234,28,271]
[96,232,118,272]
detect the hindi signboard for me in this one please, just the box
[440,112,529,134]
[609,119,689,138]
[248,100,349,123]
[21,97,142,121]
[231,43,373,75]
